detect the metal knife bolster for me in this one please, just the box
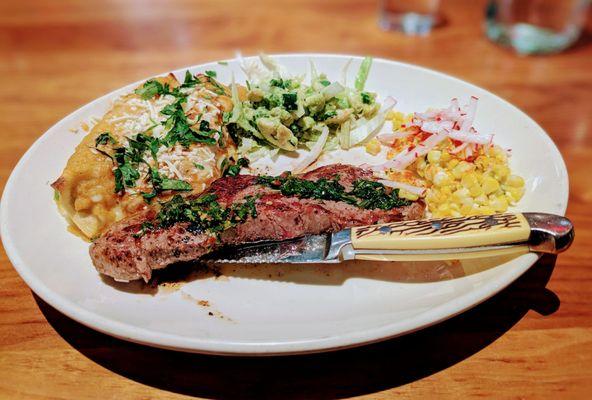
[329,212,574,261]
[523,213,574,254]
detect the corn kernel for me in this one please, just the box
[506,174,525,188]
[505,187,525,202]
[475,194,488,204]
[440,151,451,162]
[427,150,442,164]
[416,159,427,172]
[479,206,494,215]
[493,164,510,180]
[447,159,460,169]
[461,173,478,188]
[490,196,508,212]
[460,203,474,214]
[365,138,382,156]
[469,184,483,197]
[433,171,451,187]
[399,189,419,201]
[482,176,500,194]
[453,187,470,201]
[440,186,453,197]
[460,197,474,208]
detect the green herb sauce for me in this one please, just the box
[256,174,411,210]
[148,173,412,238]
[155,193,258,235]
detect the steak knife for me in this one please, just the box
[203,213,574,264]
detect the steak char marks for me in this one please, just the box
[90,164,425,282]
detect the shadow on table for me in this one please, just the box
[35,255,559,400]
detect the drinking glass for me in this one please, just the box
[379,0,441,35]
[485,0,591,54]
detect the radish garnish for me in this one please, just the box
[377,129,414,144]
[374,133,448,171]
[408,96,490,146]
[446,129,493,145]
[449,142,468,154]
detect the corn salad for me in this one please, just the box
[378,111,525,217]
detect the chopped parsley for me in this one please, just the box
[205,70,217,78]
[95,132,116,146]
[194,163,205,170]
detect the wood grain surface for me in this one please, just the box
[1,0,591,398]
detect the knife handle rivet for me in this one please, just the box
[484,216,498,226]
[379,226,392,234]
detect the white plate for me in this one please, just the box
[0,54,568,355]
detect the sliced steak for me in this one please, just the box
[90,164,425,282]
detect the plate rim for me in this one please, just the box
[0,53,569,355]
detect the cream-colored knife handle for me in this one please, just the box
[350,213,573,254]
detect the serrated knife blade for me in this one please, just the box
[202,230,350,264]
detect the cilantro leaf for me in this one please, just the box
[95,132,116,146]
[181,71,199,88]
[118,163,140,188]
[135,80,169,99]
[160,178,192,191]
[205,70,217,78]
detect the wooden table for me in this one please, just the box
[1,0,591,398]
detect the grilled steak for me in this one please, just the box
[90,164,425,282]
